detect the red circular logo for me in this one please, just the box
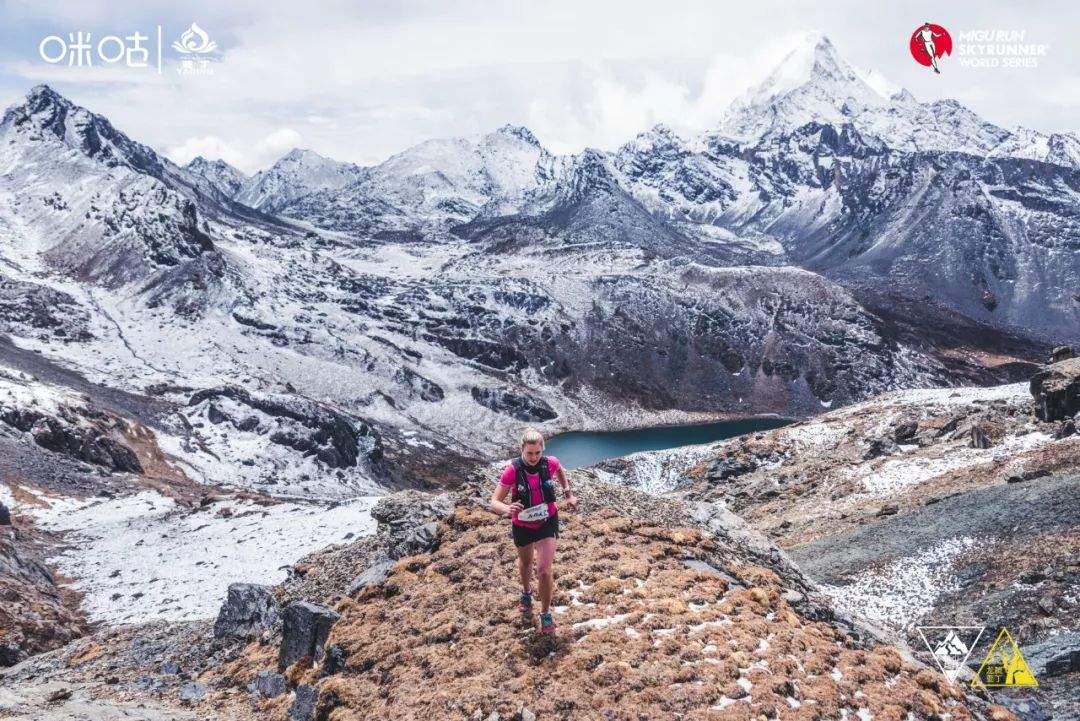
[910,23,952,68]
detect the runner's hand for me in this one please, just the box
[563,492,578,511]
[506,501,524,517]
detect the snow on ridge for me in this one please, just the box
[3,484,379,625]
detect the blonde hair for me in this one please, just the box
[519,427,545,450]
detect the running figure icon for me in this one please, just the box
[918,23,943,73]
[909,22,952,74]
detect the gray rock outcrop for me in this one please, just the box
[213,583,279,640]
[278,602,339,671]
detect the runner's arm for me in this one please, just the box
[556,466,572,494]
[490,482,522,517]
[555,467,577,509]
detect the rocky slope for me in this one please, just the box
[0,504,87,667]
[0,478,1019,721]
[598,354,1080,720]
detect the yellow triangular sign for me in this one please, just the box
[971,627,1039,688]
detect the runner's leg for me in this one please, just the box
[516,542,535,595]
[534,535,557,613]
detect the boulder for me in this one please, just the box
[1050,345,1075,363]
[893,420,918,443]
[372,491,453,559]
[249,670,288,698]
[347,557,395,595]
[179,681,207,702]
[278,602,339,671]
[214,583,279,640]
[1030,358,1080,422]
[862,437,896,460]
[0,502,10,526]
[320,644,349,677]
[1055,420,1076,439]
[289,684,317,721]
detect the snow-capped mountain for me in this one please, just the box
[989,127,1080,167]
[282,124,559,239]
[718,32,1016,157]
[0,82,981,506]
[0,85,230,303]
[235,148,364,213]
[720,33,892,142]
[173,33,1077,347]
[183,156,248,198]
[613,116,1079,342]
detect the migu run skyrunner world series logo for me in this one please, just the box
[908,22,1049,73]
[909,22,952,74]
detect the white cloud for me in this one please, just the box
[165,128,302,173]
[165,134,242,168]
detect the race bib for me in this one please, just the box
[518,502,550,523]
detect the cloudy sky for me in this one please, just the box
[2,1,1077,174]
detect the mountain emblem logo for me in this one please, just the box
[909,22,952,74]
[917,626,984,683]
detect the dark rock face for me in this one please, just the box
[969,423,998,449]
[29,417,142,473]
[1023,631,1080,677]
[893,421,918,443]
[1030,358,1080,421]
[187,385,381,468]
[213,583,279,640]
[469,386,557,421]
[0,503,10,526]
[393,367,444,402]
[278,602,340,671]
[370,491,454,560]
[0,405,142,473]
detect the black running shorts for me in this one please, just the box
[511,513,559,547]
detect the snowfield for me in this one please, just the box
[818,536,977,631]
[0,484,378,625]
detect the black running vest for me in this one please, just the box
[511,456,557,507]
